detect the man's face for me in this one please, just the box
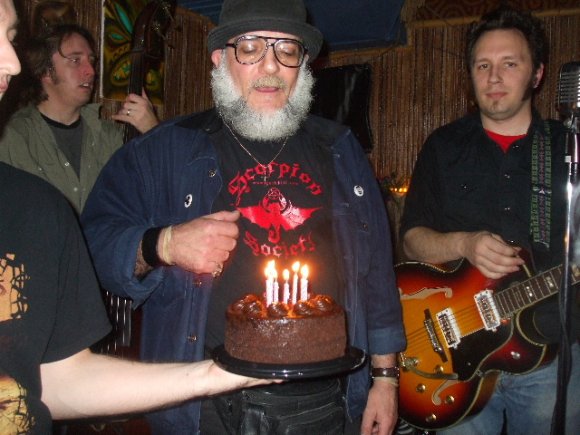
[0,0,21,101]
[471,29,543,128]
[43,32,96,110]
[212,31,303,114]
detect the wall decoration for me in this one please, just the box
[101,0,173,104]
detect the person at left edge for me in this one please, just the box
[0,22,159,213]
[0,0,278,433]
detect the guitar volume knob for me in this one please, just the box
[510,351,521,360]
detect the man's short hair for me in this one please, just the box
[465,6,548,72]
[21,24,95,105]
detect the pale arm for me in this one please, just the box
[403,226,524,279]
[360,353,398,435]
[40,349,274,420]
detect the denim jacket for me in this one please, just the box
[82,110,406,433]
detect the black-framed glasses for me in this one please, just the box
[225,35,307,68]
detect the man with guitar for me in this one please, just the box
[0,22,158,213]
[400,6,579,435]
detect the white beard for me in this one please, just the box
[211,54,314,141]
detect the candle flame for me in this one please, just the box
[292,261,300,273]
[265,260,276,278]
[300,265,309,279]
[283,269,290,281]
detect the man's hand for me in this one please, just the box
[112,89,159,133]
[168,210,240,275]
[458,231,524,279]
[403,227,524,280]
[360,380,398,435]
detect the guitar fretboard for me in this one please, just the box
[494,265,569,318]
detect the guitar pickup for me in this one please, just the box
[424,309,448,362]
[436,308,461,349]
[474,290,501,331]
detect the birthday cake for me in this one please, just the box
[224,293,347,364]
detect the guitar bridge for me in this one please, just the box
[474,290,501,331]
[424,309,447,362]
[436,308,461,349]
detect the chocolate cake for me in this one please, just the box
[225,293,347,364]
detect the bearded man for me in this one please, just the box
[81,1,406,434]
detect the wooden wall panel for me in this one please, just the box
[12,2,214,124]
[316,7,580,182]
[9,2,580,186]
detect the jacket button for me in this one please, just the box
[187,335,197,342]
[208,169,217,177]
[194,279,203,287]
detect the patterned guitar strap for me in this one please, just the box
[530,120,552,250]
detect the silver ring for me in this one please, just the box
[212,262,223,278]
[126,108,131,117]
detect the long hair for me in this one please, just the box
[21,24,95,105]
[465,6,548,72]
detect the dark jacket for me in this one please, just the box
[82,110,406,433]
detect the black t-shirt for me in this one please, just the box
[42,114,84,177]
[205,126,338,350]
[0,163,110,433]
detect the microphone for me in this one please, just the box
[557,61,580,124]
[557,62,580,170]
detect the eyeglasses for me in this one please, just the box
[225,35,307,68]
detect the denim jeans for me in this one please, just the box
[438,342,580,435]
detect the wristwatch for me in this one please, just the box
[371,366,400,379]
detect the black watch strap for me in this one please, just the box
[371,367,400,379]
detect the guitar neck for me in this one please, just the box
[127,52,145,95]
[494,264,568,318]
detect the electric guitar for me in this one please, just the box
[396,258,577,431]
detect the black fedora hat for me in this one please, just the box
[208,0,323,61]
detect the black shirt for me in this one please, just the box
[205,125,339,350]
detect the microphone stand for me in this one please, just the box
[551,114,579,434]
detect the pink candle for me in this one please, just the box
[283,269,290,303]
[265,260,276,306]
[300,265,309,301]
[273,269,279,303]
[265,267,272,306]
[291,262,300,305]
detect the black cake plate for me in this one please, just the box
[212,345,366,379]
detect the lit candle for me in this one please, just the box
[283,269,290,304]
[265,265,272,306]
[291,262,300,305]
[265,260,275,306]
[300,265,309,301]
[273,269,279,303]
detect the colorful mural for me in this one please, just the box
[101,0,170,103]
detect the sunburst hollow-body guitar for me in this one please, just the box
[395,257,572,430]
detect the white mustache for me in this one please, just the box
[252,76,287,89]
